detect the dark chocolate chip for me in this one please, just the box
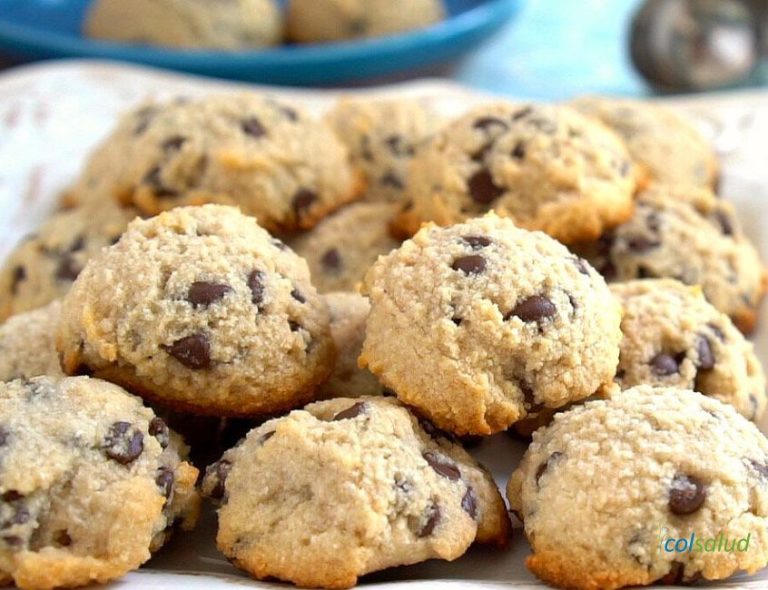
[205,460,232,500]
[535,451,564,487]
[54,530,72,547]
[714,210,734,236]
[451,255,486,275]
[10,266,26,294]
[291,289,306,303]
[462,235,491,249]
[423,452,461,481]
[271,238,288,251]
[461,487,477,519]
[473,117,509,132]
[627,236,660,253]
[148,417,169,449]
[292,189,317,219]
[258,431,275,445]
[468,169,503,205]
[385,135,414,157]
[0,426,7,447]
[321,248,342,272]
[668,472,707,515]
[133,107,155,135]
[506,295,557,322]
[333,401,368,421]
[417,503,441,537]
[104,422,144,465]
[646,211,661,232]
[163,333,211,370]
[155,467,174,499]
[288,320,302,332]
[511,142,526,159]
[162,135,186,152]
[636,265,656,279]
[143,166,178,198]
[187,281,231,307]
[55,255,81,281]
[379,171,404,189]
[748,459,768,478]
[696,336,715,370]
[573,257,591,275]
[511,107,532,120]
[451,315,462,326]
[2,535,22,547]
[650,353,680,376]
[708,323,726,342]
[247,270,266,306]
[69,235,85,252]
[241,117,266,138]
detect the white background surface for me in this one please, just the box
[1,60,767,589]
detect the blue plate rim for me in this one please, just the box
[0,0,523,66]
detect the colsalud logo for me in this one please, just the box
[657,528,752,554]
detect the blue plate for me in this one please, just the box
[0,0,523,85]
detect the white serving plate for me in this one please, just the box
[0,59,767,589]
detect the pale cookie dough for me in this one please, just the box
[85,0,283,49]
[289,202,401,292]
[56,205,335,417]
[508,385,768,589]
[612,279,766,421]
[572,96,719,190]
[0,203,137,321]
[591,186,767,333]
[0,301,64,382]
[0,376,200,590]
[324,98,441,203]
[318,292,385,399]
[66,94,364,232]
[202,396,511,589]
[397,103,637,244]
[360,214,622,435]
[286,0,445,43]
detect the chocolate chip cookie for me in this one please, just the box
[57,205,335,417]
[85,0,283,49]
[324,97,440,203]
[318,292,385,399]
[572,96,719,190]
[360,214,622,435]
[0,376,200,590]
[396,103,637,244]
[0,203,137,321]
[68,94,364,232]
[590,186,767,333]
[508,385,768,589]
[0,301,64,382]
[612,279,766,421]
[202,396,510,589]
[289,202,401,292]
[286,0,445,43]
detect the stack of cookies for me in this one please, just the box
[0,90,767,590]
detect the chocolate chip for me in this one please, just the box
[473,117,509,132]
[708,323,726,342]
[385,135,413,157]
[69,235,85,252]
[379,171,404,189]
[636,265,656,279]
[133,107,155,135]
[291,289,306,303]
[416,503,441,537]
[162,135,186,152]
[451,315,462,326]
[669,473,707,515]
[714,210,734,235]
[247,270,266,306]
[103,422,144,465]
[461,487,477,519]
[163,333,211,370]
[2,535,22,547]
[155,467,174,499]
[148,417,169,449]
[187,281,231,307]
[2,491,21,502]
[627,236,659,253]
[205,460,232,500]
[535,451,563,487]
[748,459,768,478]
[506,295,557,323]
[462,235,491,249]
[0,426,7,447]
[55,255,81,281]
[143,166,178,198]
[271,238,288,251]
[333,401,367,421]
[511,142,526,159]
[471,141,494,162]
[696,336,715,370]
[10,266,25,294]
[54,530,72,546]
[321,248,342,272]
[288,321,302,332]
[646,212,661,232]
[1,493,29,529]
[573,257,591,275]
[258,431,275,445]
[750,394,759,420]
[241,117,266,138]
[511,107,532,120]
[292,189,317,220]
[423,452,460,480]
[451,255,486,275]
[468,169,503,205]
[650,353,680,376]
